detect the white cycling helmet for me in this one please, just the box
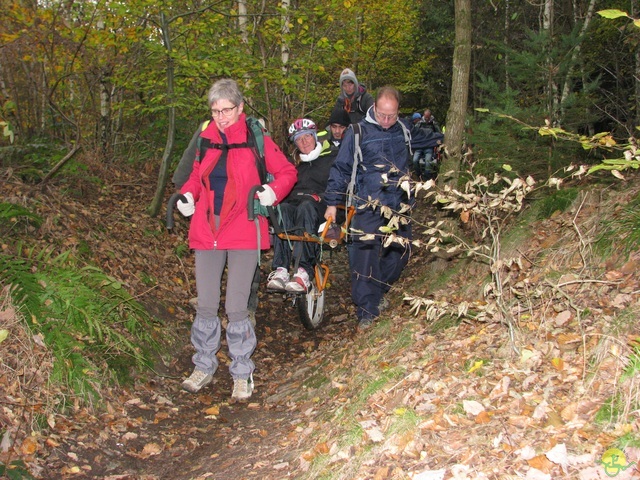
[288,118,317,142]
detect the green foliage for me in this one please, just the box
[0,202,43,234]
[0,246,158,402]
[535,187,579,220]
[429,314,462,334]
[471,86,595,178]
[0,460,35,480]
[594,191,640,257]
[174,243,189,258]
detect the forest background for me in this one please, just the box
[3,0,639,192]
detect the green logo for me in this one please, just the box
[597,448,636,477]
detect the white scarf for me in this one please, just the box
[299,142,322,162]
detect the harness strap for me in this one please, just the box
[346,123,363,209]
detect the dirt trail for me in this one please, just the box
[39,250,356,480]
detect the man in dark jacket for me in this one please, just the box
[334,68,374,124]
[324,86,436,331]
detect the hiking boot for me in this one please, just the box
[231,374,254,402]
[182,369,212,393]
[357,318,374,332]
[378,296,390,313]
[285,267,311,293]
[188,297,198,310]
[267,267,289,291]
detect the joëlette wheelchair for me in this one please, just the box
[248,186,354,330]
[166,189,354,331]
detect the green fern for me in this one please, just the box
[0,248,159,403]
[0,202,43,234]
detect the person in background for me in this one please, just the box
[326,106,351,152]
[422,109,441,134]
[266,118,339,293]
[411,109,444,180]
[177,79,297,401]
[334,68,374,124]
[324,86,434,331]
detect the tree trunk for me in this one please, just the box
[148,12,176,218]
[440,0,471,189]
[504,0,510,91]
[559,0,596,123]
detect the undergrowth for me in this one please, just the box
[594,189,640,257]
[0,244,159,406]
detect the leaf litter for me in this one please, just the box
[1,167,640,479]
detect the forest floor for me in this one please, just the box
[2,163,640,480]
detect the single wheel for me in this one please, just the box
[296,268,326,330]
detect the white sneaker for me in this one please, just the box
[231,374,254,402]
[285,267,311,293]
[182,369,212,393]
[267,267,289,291]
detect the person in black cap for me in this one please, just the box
[326,106,351,152]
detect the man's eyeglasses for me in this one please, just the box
[211,105,238,117]
[374,110,398,122]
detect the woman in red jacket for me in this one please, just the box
[177,79,297,401]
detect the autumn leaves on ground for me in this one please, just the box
[2,166,640,480]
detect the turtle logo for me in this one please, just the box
[597,448,636,477]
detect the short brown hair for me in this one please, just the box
[375,86,401,105]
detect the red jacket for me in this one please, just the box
[181,114,297,250]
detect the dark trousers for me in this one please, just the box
[272,200,324,277]
[348,209,411,322]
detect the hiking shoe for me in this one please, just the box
[267,267,289,291]
[285,267,311,293]
[182,369,212,393]
[231,375,254,402]
[357,318,374,332]
[378,296,390,313]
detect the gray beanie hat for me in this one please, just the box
[339,68,359,92]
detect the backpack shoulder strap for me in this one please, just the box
[398,120,413,156]
[246,117,271,184]
[346,123,363,208]
[195,120,212,163]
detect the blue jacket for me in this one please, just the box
[324,107,437,211]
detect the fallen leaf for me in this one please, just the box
[551,357,564,371]
[555,310,571,326]
[314,442,329,454]
[20,436,38,455]
[527,454,554,473]
[467,360,483,373]
[475,411,491,424]
[205,405,220,416]
[463,400,485,416]
[140,442,162,457]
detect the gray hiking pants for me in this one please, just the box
[191,248,257,379]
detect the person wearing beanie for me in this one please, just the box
[334,68,374,123]
[266,118,339,294]
[326,106,351,150]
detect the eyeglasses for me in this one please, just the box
[211,105,238,117]
[374,109,398,122]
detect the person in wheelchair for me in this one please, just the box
[266,118,343,293]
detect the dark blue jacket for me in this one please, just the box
[324,107,438,211]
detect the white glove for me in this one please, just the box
[257,184,277,207]
[177,192,195,217]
